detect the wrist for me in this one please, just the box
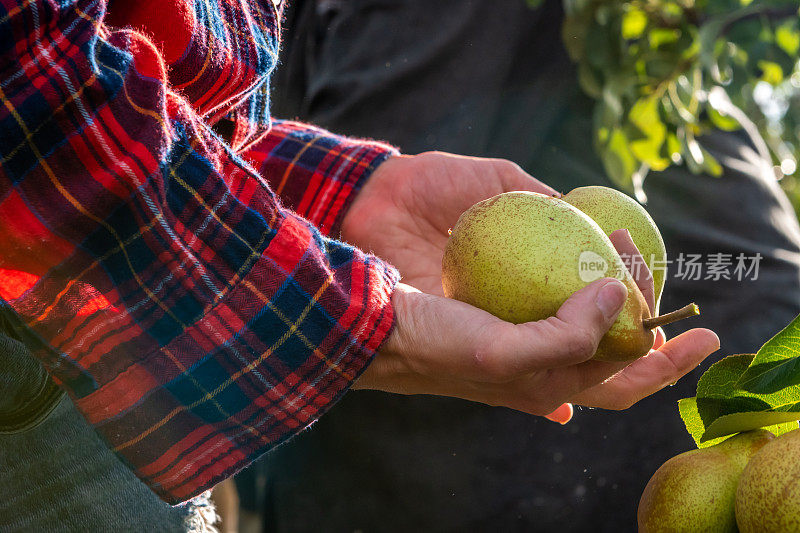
[339,153,410,243]
[353,282,420,391]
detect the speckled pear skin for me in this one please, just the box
[563,186,667,314]
[441,191,653,362]
[736,428,800,533]
[638,430,775,533]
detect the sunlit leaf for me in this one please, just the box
[560,0,800,208]
[622,8,648,40]
[758,60,784,85]
[776,20,800,56]
[700,148,724,177]
[599,128,637,190]
[739,313,800,394]
[707,106,741,131]
[701,411,800,441]
[628,97,670,169]
[649,28,680,49]
[678,397,728,448]
[679,353,800,446]
[666,133,682,162]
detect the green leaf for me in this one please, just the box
[561,12,587,61]
[678,397,798,447]
[679,353,800,445]
[707,106,741,131]
[628,96,662,132]
[698,14,728,74]
[701,411,800,441]
[562,0,800,201]
[698,354,757,397]
[577,63,603,98]
[628,97,670,170]
[775,21,800,57]
[758,60,784,85]
[678,397,729,448]
[700,148,724,177]
[666,132,682,162]
[621,8,648,40]
[699,354,800,416]
[586,20,612,69]
[645,57,677,81]
[650,28,680,49]
[738,313,800,393]
[598,128,638,189]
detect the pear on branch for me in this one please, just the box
[638,430,775,533]
[736,428,800,533]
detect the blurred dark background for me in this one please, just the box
[229,1,800,531]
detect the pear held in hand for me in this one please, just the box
[736,427,800,532]
[441,191,697,362]
[638,430,775,533]
[563,186,667,313]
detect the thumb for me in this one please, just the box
[512,277,628,369]
[556,277,628,327]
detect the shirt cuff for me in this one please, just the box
[241,119,399,237]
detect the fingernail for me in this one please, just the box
[595,280,628,319]
[706,330,721,352]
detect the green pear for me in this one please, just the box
[638,430,775,533]
[736,427,800,532]
[563,186,667,313]
[441,191,659,361]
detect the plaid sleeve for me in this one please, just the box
[241,120,398,237]
[0,0,399,504]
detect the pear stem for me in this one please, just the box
[643,303,700,330]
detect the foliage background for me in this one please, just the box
[533,0,800,207]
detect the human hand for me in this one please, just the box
[345,151,716,421]
[341,152,559,295]
[539,228,669,422]
[355,280,719,421]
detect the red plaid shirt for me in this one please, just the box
[0,0,400,503]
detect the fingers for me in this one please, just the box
[569,328,720,410]
[490,158,561,197]
[377,278,629,388]
[507,278,628,371]
[609,229,655,313]
[367,280,716,419]
[544,403,574,424]
[653,327,666,350]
